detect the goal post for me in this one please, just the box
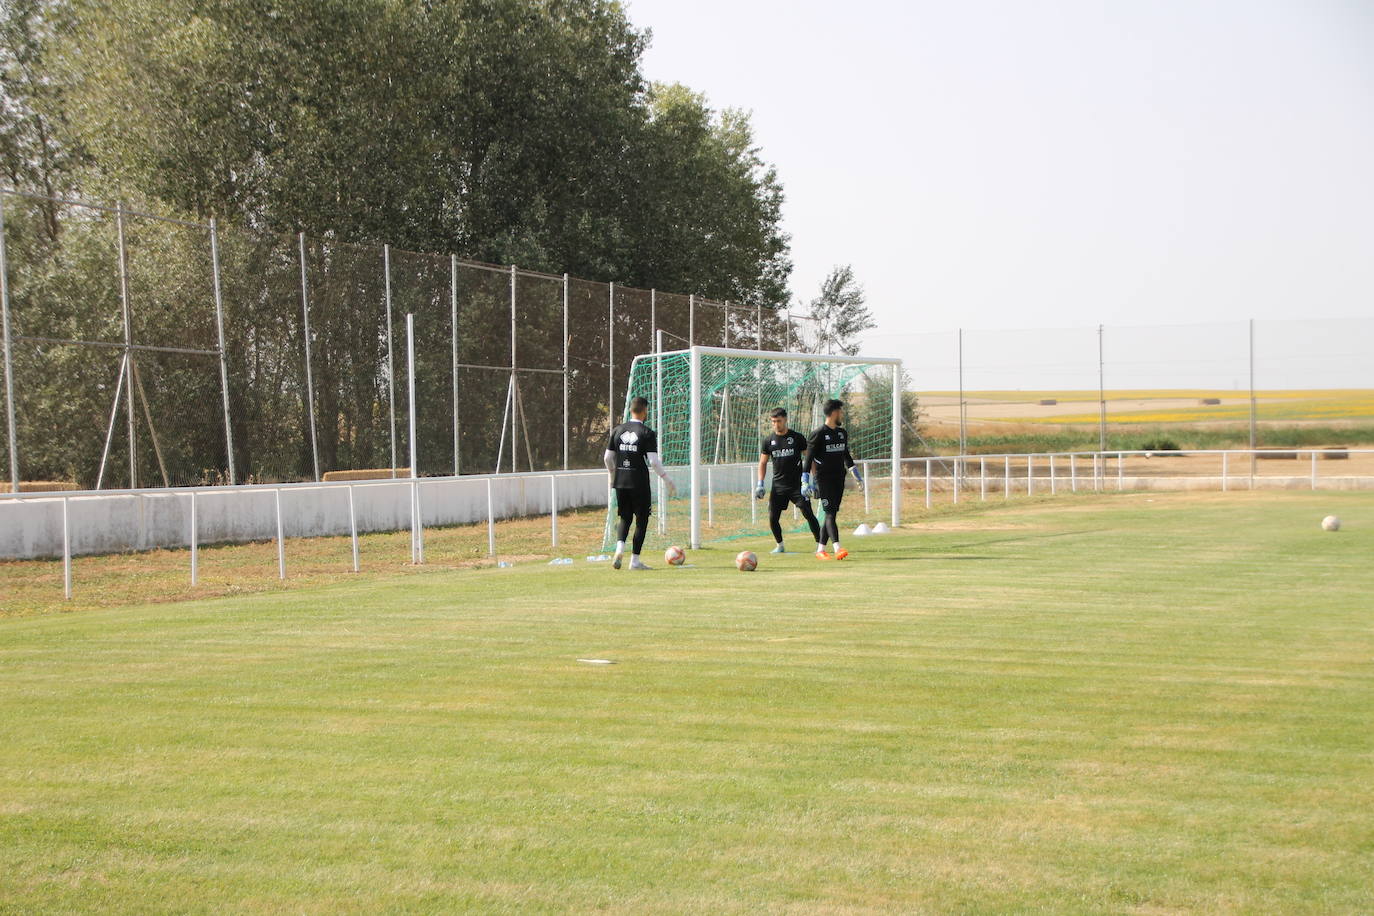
[609,346,903,551]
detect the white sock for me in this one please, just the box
[833,541,842,551]
[816,543,827,553]
[631,553,640,560]
[615,540,626,553]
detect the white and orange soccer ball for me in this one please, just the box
[664,545,686,566]
[735,550,758,572]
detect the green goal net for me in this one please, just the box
[603,347,902,551]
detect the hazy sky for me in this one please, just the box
[627,0,1374,387]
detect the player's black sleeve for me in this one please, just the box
[642,427,658,455]
[760,436,771,458]
[843,439,855,469]
[806,428,822,474]
[605,424,618,452]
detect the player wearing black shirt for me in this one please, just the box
[805,398,864,560]
[603,396,676,569]
[755,407,822,553]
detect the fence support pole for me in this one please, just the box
[688,294,695,348]
[1049,454,1057,494]
[1004,455,1010,500]
[1070,453,1077,492]
[550,475,558,547]
[863,459,871,514]
[0,192,18,492]
[979,457,986,500]
[1249,318,1257,486]
[656,329,666,535]
[189,491,198,585]
[209,219,236,485]
[1117,452,1124,490]
[1028,454,1034,496]
[62,496,71,599]
[1098,324,1107,452]
[607,282,615,432]
[689,345,701,549]
[274,488,285,579]
[1311,450,1317,491]
[925,458,931,510]
[510,265,518,474]
[407,312,421,563]
[486,477,495,557]
[451,255,460,476]
[562,274,570,471]
[891,361,902,528]
[384,244,396,477]
[116,202,137,489]
[95,354,129,490]
[298,232,321,481]
[347,484,359,572]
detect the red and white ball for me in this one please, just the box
[735,550,758,572]
[664,545,687,566]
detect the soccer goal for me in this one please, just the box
[607,345,903,550]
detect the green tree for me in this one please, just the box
[808,264,874,356]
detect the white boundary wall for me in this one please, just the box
[0,469,616,560]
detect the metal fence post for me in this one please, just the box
[347,484,359,572]
[61,496,71,599]
[1028,454,1034,496]
[0,191,18,492]
[509,265,518,474]
[189,490,198,585]
[550,475,558,547]
[1117,451,1124,490]
[274,488,285,579]
[407,312,421,563]
[924,457,931,509]
[688,293,695,348]
[980,456,987,500]
[1049,454,1057,495]
[1070,453,1077,493]
[298,232,321,481]
[1310,450,1317,491]
[486,477,495,557]
[384,244,396,476]
[208,219,236,485]
[562,273,570,471]
[451,254,460,476]
[607,281,615,421]
[1004,455,1010,500]
[116,202,137,489]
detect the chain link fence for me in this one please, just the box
[0,189,816,491]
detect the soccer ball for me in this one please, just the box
[735,550,757,571]
[1321,515,1341,532]
[664,545,686,566]
[872,522,890,535]
[853,523,873,537]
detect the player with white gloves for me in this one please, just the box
[805,398,863,560]
[755,407,823,554]
[604,396,677,569]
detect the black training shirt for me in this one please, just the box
[607,420,659,489]
[806,424,855,478]
[761,429,808,490]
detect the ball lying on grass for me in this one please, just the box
[664,545,686,565]
[735,550,757,572]
[1321,515,1341,532]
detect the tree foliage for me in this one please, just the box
[808,264,875,356]
[0,0,797,484]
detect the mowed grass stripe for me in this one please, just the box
[1,491,1371,913]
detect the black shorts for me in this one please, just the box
[615,485,653,521]
[768,488,809,516]
[816,477,845,512]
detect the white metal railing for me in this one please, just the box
[7,448,1371,603]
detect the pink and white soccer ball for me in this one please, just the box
[735,550,758,572]
[664,545,686,566]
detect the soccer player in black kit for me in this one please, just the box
[603,396,676,570]
[806,398,864,560]
[755,407,823,554]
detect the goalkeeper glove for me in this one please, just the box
[754,481,766,499]
[851,466,864,485]
[800,473,815,499]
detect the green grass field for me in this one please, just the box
[2,491,1372,913]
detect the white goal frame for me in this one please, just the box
[680,346,903,549]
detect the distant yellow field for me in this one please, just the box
[920,390,1374,426]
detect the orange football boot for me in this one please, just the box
[835,548,850,560]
